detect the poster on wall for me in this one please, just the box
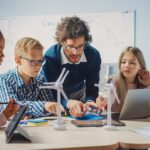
[0,11,135,73]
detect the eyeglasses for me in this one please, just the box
[21,56,46,66]
[63,43,86,51]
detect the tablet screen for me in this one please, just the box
[5,104,28,140]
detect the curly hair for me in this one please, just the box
[55,16,92,44]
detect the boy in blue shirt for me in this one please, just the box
[0,37,64,119]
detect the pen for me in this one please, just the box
[0,100,30,105]
[0,102,18,104]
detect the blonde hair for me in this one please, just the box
[14,37,44,56]
[112,46,146,112]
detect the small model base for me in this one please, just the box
[54,123,67,131]
[103,125,118,131]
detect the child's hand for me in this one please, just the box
[22,115,32,120]
[3,99,18,120]
[96,94,108,111]
[45,102,65,114]
[138,69,150,86]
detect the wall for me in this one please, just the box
[0,0,150,69]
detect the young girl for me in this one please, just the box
[99,46,150,113]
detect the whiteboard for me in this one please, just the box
[0,11,134,73]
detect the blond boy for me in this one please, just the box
[0,37,64,118]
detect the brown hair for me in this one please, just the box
[55,16,92,44]
[0,31,5,40]
[0,31,5,58]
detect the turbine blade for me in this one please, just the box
[43,82,56,85]
[111,84,120,104]
[39,85,56,90]
[56,68,66,85]
[60,70,69,84]
[60,87,68,101]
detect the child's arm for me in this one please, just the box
[29,88,63,118]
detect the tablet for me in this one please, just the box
[71,119,125,127]
[119,89,150,120]
[5,104,31,143]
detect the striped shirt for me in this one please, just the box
[0,68,54,118]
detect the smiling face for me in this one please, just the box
[120,52,141,82]
[63,36,85,63]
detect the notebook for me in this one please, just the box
[5,104,31,143]
[27,119,48,126]
[119,88,150,120]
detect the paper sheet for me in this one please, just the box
[132,126,150,137]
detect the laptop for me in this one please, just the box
[119,88,150,120]
[5,104,31,143]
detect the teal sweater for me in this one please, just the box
[42,44,101,108]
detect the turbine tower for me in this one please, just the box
[40,68,69,130]
[95,82,120,130]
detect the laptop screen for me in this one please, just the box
[119,88,150,120]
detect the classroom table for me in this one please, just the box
[0,117,150,150]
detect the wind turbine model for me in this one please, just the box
[103,83,120,130]
[95,82,120,131]
[40,68,69,131]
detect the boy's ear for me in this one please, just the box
[15,56,21,65]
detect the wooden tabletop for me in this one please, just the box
[0,117,150,150]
